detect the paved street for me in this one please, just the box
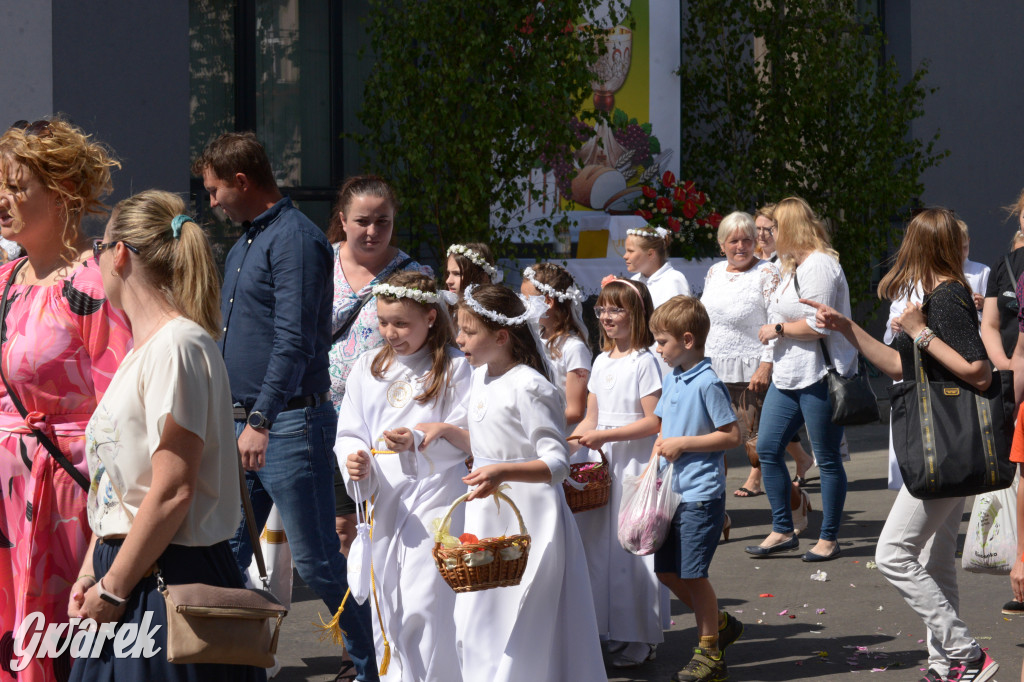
[273,417,1022,681]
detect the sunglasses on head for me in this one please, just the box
[8,120,53,139]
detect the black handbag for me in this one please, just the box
[791,270,879,426]
[889,344,1015,500]
[819,340,880,426]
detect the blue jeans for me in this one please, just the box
[229,401,378,681]
[756,379,846,541]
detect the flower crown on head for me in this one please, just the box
[462,284,545,327]
[627,226,670,240]
[522,266,584,304]
[372,283,458,306]
[446,244,503,283]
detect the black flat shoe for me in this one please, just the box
[801,545,841,562]
[744,536,799,556]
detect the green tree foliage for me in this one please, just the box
[677,0,947,307]
[356,0,627,261]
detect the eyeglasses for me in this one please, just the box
[594,306,627,317]
[9,119,53,139]
[92,239,140,262]
[755,226,776,236]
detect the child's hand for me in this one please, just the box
[346,450,372,481]
[463,464,506,500]
[973,292,984,310]
[577,429,608,450]
[655,436,688,462]
[383,427,414,452]
[415,422,447,449]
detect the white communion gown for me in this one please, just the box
[336,345,471,682]
[574,349,665,644]
[454,364,607,682]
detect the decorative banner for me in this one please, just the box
[506,0,681,246]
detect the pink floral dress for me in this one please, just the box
[0,258,131,682]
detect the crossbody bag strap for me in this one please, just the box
[237,453,270,586]
[1005,253,1018,291]
[793,269,836,370]
[331,256,416,345]
[0,260,89,491]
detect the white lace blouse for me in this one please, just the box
[701,259,780,383]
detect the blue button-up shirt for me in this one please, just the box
[218,197,333,422]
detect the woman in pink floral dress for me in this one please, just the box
[0,118,130,682]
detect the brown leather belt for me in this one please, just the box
[232,391,330,421]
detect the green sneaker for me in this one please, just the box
[718,612,743,651]
[673,647,728,682]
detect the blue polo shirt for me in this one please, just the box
[654,358,736,502]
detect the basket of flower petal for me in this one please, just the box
[432,490,531,593]
[563,438,611,513]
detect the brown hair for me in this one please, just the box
[447,242,496,292]
[107,190,222,338]
[526,262,590,358]
[0,116,119,263]
[326,175,399,244]
[773,196,838,274]
[596,279,654,352]
[650,295,710,347]
[190,131,276,191]
[625,228,669,262]
[371,271,455,406]
[878,207,968,302]
[457,284,549,381]
[1005,187,1024,226]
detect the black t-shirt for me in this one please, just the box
[984,249,1024,356]
[891,281,987,382]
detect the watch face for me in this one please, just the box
[247,412,265,429]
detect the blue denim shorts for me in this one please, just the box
[654,493,726,579]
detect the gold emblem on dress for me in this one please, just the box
[387,380,413,408]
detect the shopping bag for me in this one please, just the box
[617,458,682,556]
[962,478,1018,575]
[245,505,293,607]
[347,481,373,604]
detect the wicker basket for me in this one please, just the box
[432,490,531,593]
[563,441,611,513]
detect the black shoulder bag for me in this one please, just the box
[331,256,415,344]
[793,271,880,426]
[0,259,90,490]
[889,344,1015,499]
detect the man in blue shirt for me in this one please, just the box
[193,132,377,681]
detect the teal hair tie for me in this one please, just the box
[170,214,192,239]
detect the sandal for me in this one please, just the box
[733,487,764,498]
[610,642,656,668]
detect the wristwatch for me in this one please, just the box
[97,577,126,607]
[247,410,271,430]
[775,323,785,338]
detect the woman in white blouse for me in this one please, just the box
[68,190,263,681]
[744,197,857,563]
[701,213,780,494]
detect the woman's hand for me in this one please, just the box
[748,362,772,393]
[757,324,779,345]
[77,580,128,625]
[1012,557,1024,603]
[463,464,506,500]
[576,429,608,451]
[67,574,97,618]
[897,303,927,338]
[382,427,414,452]
[346,450,371,481]
[799,298,851,335]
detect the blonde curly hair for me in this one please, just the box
[0,116,120,263]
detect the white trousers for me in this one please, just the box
[875,487,981,677]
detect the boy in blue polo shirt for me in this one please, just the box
[650,296,742,682]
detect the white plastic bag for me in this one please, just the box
[962,477,1018,575]
[245,505,292,678]
[617,459,682,556]
[347,481,373,604]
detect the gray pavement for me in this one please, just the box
[273,417,1023,682]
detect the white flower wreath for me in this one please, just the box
[372,283,458,306]
[446,244,503,283]
[462,284,546,327]
[521,266,584,304]
[626,226,671,240]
